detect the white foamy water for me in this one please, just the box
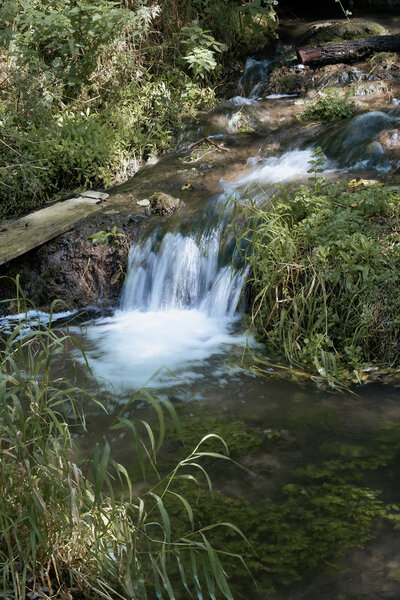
[0,309,75,336]
[77,209,249,391]
[73,148,336,392]
[231,148,328,188]
[80,309,247,390]
[225,96,255,106]
[265,94,298,99]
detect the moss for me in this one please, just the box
[165,474,390,594]
[163,420,400,595]
[168,417,266,458]
[303,20,389,47]
[269,71,306,95]
[236,124,255,133]
[149,192,180,216]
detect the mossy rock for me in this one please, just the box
[301,20,389,47]
[149,192,180,216]
[269,69,308,95]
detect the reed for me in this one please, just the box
[0,280,244,599]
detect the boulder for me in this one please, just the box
[150,192,180,216]
[300,20,389,47]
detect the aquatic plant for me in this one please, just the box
[166,478,388,594]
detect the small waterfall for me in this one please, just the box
[237,57,273,98]
[79,201,249,391]
[121,220,245,319]
[230,148,330,190]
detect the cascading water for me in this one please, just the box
[24,24,400,599]
[121,227,244,319]
[65,49,400,395]
[79,198,250,391]
[237,56,274,98]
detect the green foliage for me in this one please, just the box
[160,0,278,53]
[1,0,278,216]
[239,179,400,385]
[0,0,279,217]
[0,0,133,95]
[299,89,354,123]
[88,225,124,245]
[0,282,244,599]
[180,25,225,79]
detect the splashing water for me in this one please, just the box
[78,202,249,391]
[230,148,329,189]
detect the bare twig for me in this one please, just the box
[179,136,230,154]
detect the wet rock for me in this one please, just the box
[378,128,400,148]
[269,67,310,95]
[0,208,147,315]
[268,56,400,98]
[319,110,396,167]
[377,128,400,163]
[150,192,180,216]
[81,190,109,200]
[365,140,385,159]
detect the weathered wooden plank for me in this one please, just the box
[297,34,400,68]
[0,196,104,266]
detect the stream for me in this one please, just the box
[7,21,400,599]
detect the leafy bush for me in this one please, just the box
[0,0,279,216]
[0,0,133,96]
[239,179,400,385]
[299,89,354,123]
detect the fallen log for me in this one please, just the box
[297,34,400,68]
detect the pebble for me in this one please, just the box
[137,199,150,207]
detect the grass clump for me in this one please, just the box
[0,290,245,599]
[299,89,354,123]
[240,178,400,386]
